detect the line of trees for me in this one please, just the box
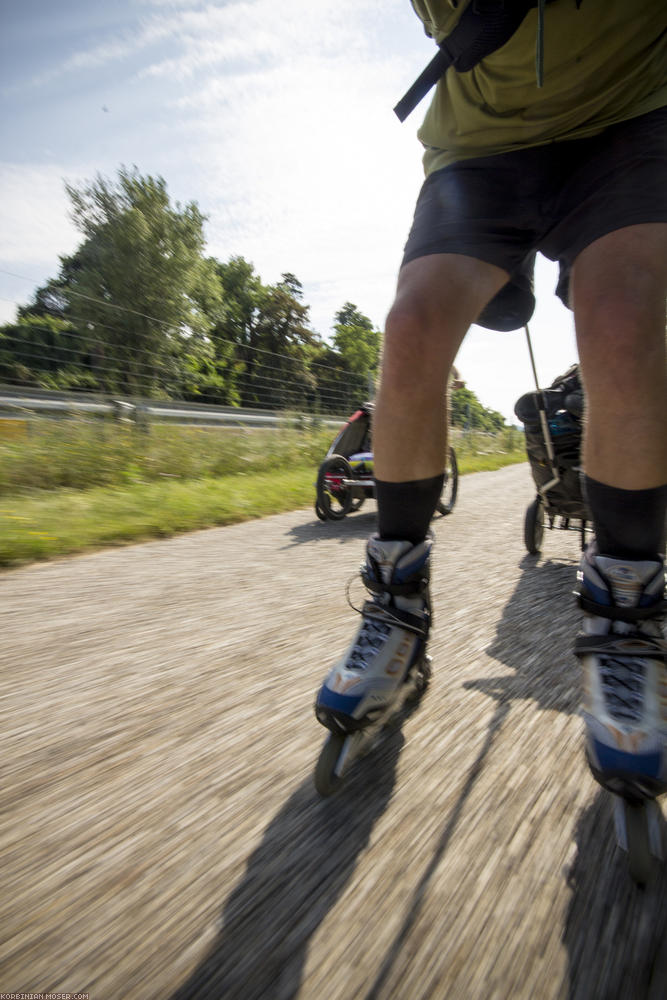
[0,166,506,427]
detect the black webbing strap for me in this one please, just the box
[362,569,428,599]
[574,633,666,661]
[394,0,542,122]
[577,592,667,624]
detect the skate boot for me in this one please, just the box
[315,534,431,734]
[575,545,667,800]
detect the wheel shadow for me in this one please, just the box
[563,789,667,999]
[283,509,376,549]
[282,503,456,550]
[169,730,405,1000]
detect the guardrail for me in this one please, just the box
[0,387,347,429]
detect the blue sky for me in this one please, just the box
[0,0,577,421]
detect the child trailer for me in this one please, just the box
[514,329,590,554]
[315,401,458,522]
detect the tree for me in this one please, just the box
[450,385,506,431]
[42,166,223,396]
[250,273,320,409]
[209,261,322,409]
[0,313,97,391]
[332,303,381,382]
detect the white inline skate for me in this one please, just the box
[576,546,667,885]
[313,535,432,796]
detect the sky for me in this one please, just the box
[0,0,578,422]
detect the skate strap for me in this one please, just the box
[574,633,666,661]
[362,601,428,638]
[577,592,667,624]
[362,570,428,599]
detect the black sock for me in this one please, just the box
[375,475,445,544]
[583,476,667,559]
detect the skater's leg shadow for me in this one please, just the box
[170,730,404,1000]
[363,559,576,997]
[467,555,580,716]
[563,790,667,999]
[363,698,510,1000]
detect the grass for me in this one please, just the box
[0,418,333,493]
[0,419,526,567]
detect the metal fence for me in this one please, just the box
[0,386,349,429]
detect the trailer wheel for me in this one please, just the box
[316,455,354,520]
[436,447,458,516]
[524,496,545,554]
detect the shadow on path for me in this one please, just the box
[361,557,578,995]
[363,699,510,1000]
[170,731,404,1000]
[283,510,375,549]
[471,556,667,999]
[563,790,667,1000]
[472,554,580,716]
[282,505,455,550]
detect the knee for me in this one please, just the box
[573,228,667,361]
[381,297,458,396]
[384,297,431,360]
[381,309,435,401]
[576,296,666,397]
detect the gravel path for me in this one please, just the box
[2,463,665,999]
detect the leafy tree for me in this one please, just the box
[0,313,98,391]
[250,273,320,409]
[38,166,223,396]
[450,385,506,431]
[208,261,323,409]
[332,302,381,382]
[310,344,368,414]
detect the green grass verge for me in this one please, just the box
[0,450,525,568]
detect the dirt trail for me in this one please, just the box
[1,463,665,999]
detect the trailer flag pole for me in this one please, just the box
[524,323,560,495]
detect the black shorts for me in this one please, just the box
[402,106,667,331]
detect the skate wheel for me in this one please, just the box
[406,655,432,703]
[435,447,458,516]
[624,800,653,887]
[314,732,346,797]
[418,654,433,689]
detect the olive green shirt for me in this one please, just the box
[410,0,667,174]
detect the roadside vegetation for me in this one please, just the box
[0,419,525,567]
[0,164,525,566]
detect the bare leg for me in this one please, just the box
[571,223,667,491]
[573,226,667,810]
[373,253,509,483]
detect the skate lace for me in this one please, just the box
[348,613,392,671]
[598,618,665,724]
[599,653,646,725]
[344,572,423,671]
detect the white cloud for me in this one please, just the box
[149,5,426,334]
[0,164,80,267]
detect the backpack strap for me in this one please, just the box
[395,0,546,122]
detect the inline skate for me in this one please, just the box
[313,535,432,796]
[576,546,666,885]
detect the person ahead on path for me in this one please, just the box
[315,0,667,799]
